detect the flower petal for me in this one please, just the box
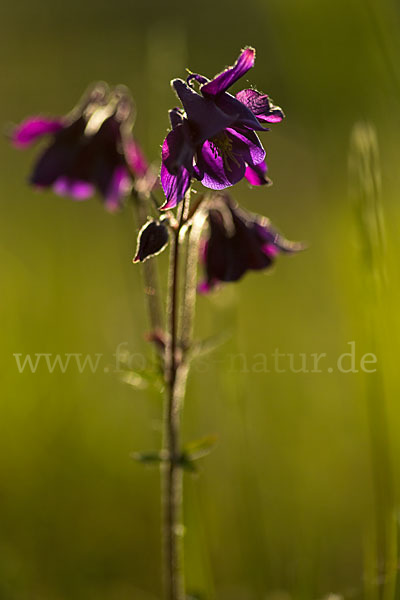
[197,279,217,294]
[160,124,194,208]
[236,89,284,123]
[124,137,148,177]
[187,73,209,88]
[204,209,249,282]
[228,209,276,272]
[53,177,95,199]
[172,79,236,143]
[227,128,266,166]
[162,121,194,173]
[169,107,184,128]
[245,161,271,186]
[85,116,132,208]
[12,117,64,148]
[103,165,131,212]
[253,220,305,253]
[30,117,88,187]
[160,163,191,209]
[194,139,246,190]
[214,93,268,131]
[200,48,256,96]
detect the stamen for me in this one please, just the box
[209,132,240,172]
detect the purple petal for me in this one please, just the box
[160,126,193,208]
[253,220,305,253]
[200,48,256,96]
[162,122,194,174]
[187,73,209,87]
[197,279,217,294]
[30,117,88,187]
[236,89,284,123]
[262,243,280,258]
[194,139,246,190]
[160,163,191,209]
[214,93,268,132]
[199,238,208,264]
[245,161,271,186]
[86,116,132,207]
[12,117,64,148]
[124,138,148,178]
[104,165,131,212]
[53,177,95,199]
[169,107,184,128]
[204,208,250,282]
[227,128,266,165]
[172,79,236,143]
[263,110,284,123]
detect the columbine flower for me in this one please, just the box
[199,194,302,292]
[161,47,284,209]
[11,84,151,211]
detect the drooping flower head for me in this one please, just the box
[199,194,303,292]
[161,47,284,209]
[11,83,153,211]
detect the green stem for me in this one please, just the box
[162,198,188,600]
[180,210,207,355]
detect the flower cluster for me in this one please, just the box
[10,47,302,289]
[11,83,152,211]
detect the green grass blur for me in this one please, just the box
[1,0,400,598]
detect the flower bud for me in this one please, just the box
[133,219,169,263]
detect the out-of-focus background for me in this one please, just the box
[1,0,400,598]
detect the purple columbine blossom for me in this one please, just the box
[160,47,284,209]
[11,84,151,211]
[199,194,303,292]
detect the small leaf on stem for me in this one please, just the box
[183,434,218,461]
[131,451,168,465]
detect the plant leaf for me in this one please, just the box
[190,331,231,359]
[131,451,166,465]
[183,434,218,461]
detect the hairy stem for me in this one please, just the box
[162,199,188,600]
[180,210,207,355]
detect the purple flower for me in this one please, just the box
[160,47,284,209]
[199,194,303,292]
[11,84,151,211]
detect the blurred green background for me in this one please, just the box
[2,0,400,598]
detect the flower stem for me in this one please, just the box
[163,233,184,599]
[180,209,207,355]
[162,196,192,600]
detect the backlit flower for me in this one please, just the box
[199,194,302,292]
[161,48,284,209]
[11,84,151,211]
